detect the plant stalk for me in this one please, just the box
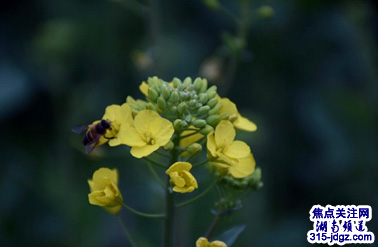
[163,135,179,247]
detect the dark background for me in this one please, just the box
[0,0,377,246]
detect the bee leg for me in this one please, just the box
[104,136,115,140]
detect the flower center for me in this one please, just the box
[142,132,156,145]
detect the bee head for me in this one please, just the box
[100,120,111,129]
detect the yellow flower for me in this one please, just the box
[119,110,174,158]
[166,162,198,193]
[196,237,227,247]
[207,120,255,178]
[95,103,134,146]
[88,168,123,214]
[217,96,257,132]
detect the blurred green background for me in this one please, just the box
[1,0,377,246]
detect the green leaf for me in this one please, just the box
[215,225,246,246]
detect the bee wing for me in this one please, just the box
[72,125,89,134]
[85,135,102,154]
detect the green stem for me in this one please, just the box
[143,157,168,168]
[155,150,171,158]
[117,215,138,247]
[193,159,209,168]
[205,214,221,239]
[147,163,165,188]
[175,180,217,208]
[122,203,165,218]
[163,136,179,247]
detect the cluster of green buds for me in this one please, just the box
[214,198,242,216]
[142,76,228,135]
[216,167,263,191]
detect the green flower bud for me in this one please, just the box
[179,92,187,100]
[206,115,221,126]
[199,93,209,104]
[178,102,188,114]
[174,119,183,131]
[170,91,179,103]
[157,96,167,110]
[207,98,218,108]
[208,101,222,115]
[192,119,207,128]
[146,102,157,111]
[148,87,159,101]
[185,114,192,123]
[177,84,186,91]
[219,113,229,121]
[199,78,208,93]
[163,140,174,151]
[181,120,188,129]
[171,106,178,114]
[193,78,203,91]
[183,77,192,86]
[198,105,210,116]
[207,85,217,98]
[188,99,197,107]
[127,103,143,111]
[162,86,171,100]
[199,125,214,135]
[172,78,181,88]
[187,143,202,155]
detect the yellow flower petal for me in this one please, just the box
[118,126,146,147]
[210,240,227,247]
[139,81,149,96]
[93,168,118,185]
[181,170,198,189]
[133,110,162,136]
[172,186,195,193]
[224,140,250,159]
[206,132,217,157]
[153,117,174,146]
[214,120,235,147]
[234,114,257,132]
[170,172,186,187]
[179,130,203,148]
[165,162,192,174]
[216,152,237,166]
[88,191,107,206]
[219,97,238,115]
[211,160,231,169]
[130,143,160,158]
[102,103,133,130]
[229,154,256,178]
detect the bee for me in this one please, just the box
[72,120,113,154]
